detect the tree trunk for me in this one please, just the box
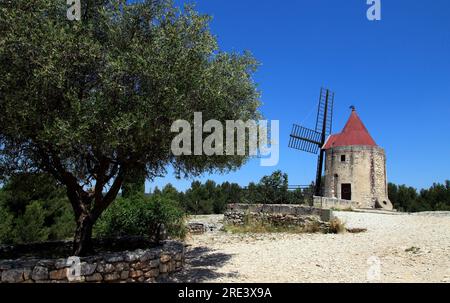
[73,213,94,256]
[65,166,125,256]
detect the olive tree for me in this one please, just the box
[0,0,260,255]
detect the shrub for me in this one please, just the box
[12,201,50,244]
[95,195,186,241]
[48,204,76,241]
[0,173,76,244]
[0,204,13,244]
[328,218,346,234]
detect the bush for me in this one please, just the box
[0,173,66,216]
[48,204,76,241]
[0,204,13,244]
[95,195,186,241]
[328,218,346,234]
[0,173,75,244]
[12,201,50,244]
[388,181,450,212]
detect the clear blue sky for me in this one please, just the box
[148,0,450,192]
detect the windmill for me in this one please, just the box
[289,88,335,197]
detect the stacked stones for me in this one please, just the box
[187,223,207,235]
[0,241,184,283]
[313,196,362,210]
[224,204,332,228]
[187,221,222,234]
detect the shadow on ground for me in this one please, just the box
[164,246,238,283]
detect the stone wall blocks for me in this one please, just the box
[31,266,48,281]
[80,262,97,276]
[2,269,26,283]
[0,241,184,283]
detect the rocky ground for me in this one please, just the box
[170,211,450,283]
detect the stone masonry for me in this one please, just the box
[321,109,393,210]
[323,146,392,209]
[0,241,184,283]
[224,204,332,228]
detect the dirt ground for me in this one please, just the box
[169,211,450,283]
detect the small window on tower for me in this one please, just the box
[341,155,346,162]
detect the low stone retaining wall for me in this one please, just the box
[0,240,184,283]
[187,223,208,234]
[313,196,362,210]
[224,204,332,227]
[187,221,223,235]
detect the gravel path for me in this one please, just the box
[171,212,450,283]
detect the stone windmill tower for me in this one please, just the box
[322,107,393,210]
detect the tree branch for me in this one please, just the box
[91,165,126,220]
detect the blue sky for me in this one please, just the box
[149,0,450,192]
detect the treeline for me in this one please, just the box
[149,177,450,214]
[388,181,450,212]
[153,171,313,215]
[0,171,311,244]
[1,171,449,245]
[0,174,75,244]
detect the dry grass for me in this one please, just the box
[223,222,313,234]
[346,228,367,234]
[328,218,346,234]
[224,216,331,235]
[331,207,354,212]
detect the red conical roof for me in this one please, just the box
[323,110,377,149]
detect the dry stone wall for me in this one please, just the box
[313,196,362,210]
[224,204,332,227]
[0,240,184,283]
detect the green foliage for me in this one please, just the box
[1,170,448,246]
[159,170,311,215]
[182,180,215,215]
[215,182,242,213]
[48,204,76,241]
[0,173,75,244]
[287,188,307,205]
[160,184,182,202]
[0,173,66,216]
[388,181,450,212]
[0,1,261,253]
[0,0,261,184]
[12,201,50,244]
[243,182,261,204]
[95,195,186,240]
[121,167,146,199]
[0,204,13,244]
[241,171,311,205]
[121,180,146,199]
[180,180,245,215]
[258,170,289,204]
[173,176,450,215]
[0,0,262,254]
[153,187,162,196]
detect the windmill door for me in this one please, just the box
[341,184,352,200]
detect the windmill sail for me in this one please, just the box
[315,88,334,137]
[288,87,335,198]
[289,125,322,154]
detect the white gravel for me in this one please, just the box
[173,212,450,283]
